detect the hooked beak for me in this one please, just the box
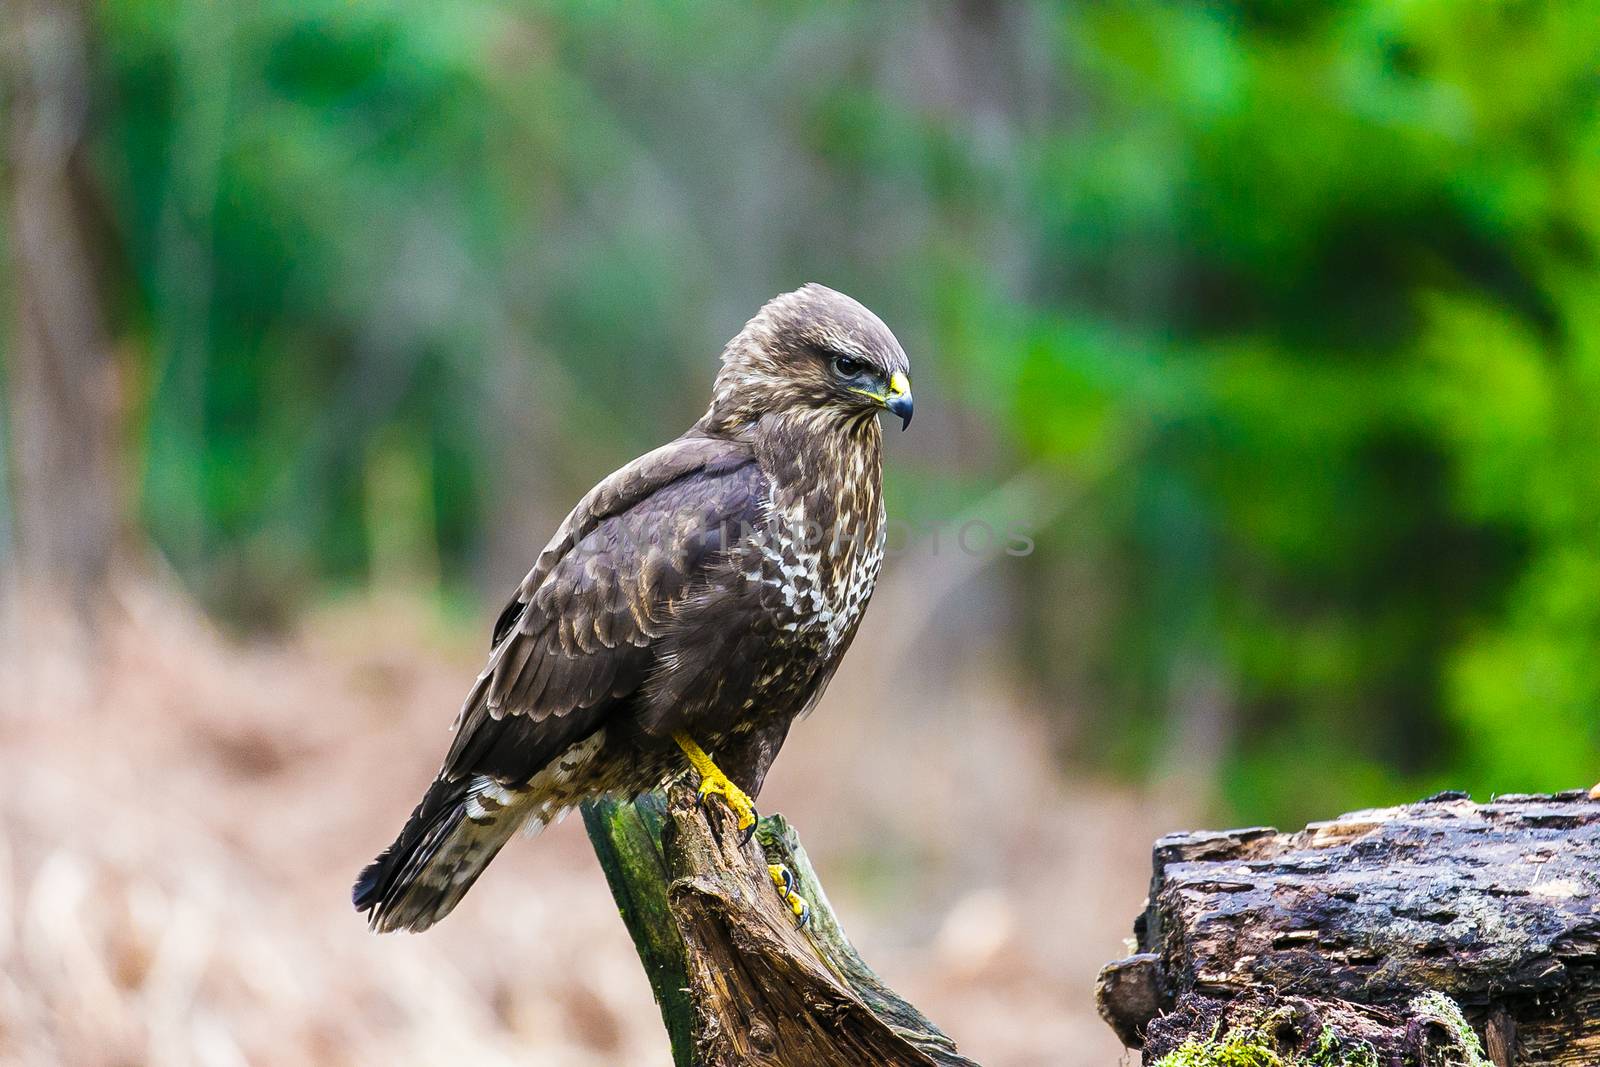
[885,372,913,430]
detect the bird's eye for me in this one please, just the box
[833,354,866,378]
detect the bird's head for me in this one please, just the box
[707,283,913,434]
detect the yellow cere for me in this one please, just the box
[851,372,911,405]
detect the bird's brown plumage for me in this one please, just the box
[355,284,911,932]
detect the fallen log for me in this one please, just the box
[1098,790,1600,1066]
[582,783,980,1067]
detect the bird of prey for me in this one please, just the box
[355,284,912,933]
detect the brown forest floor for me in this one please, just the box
[0,582,1189,1067]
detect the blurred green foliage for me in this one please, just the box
[10,0,1600,821]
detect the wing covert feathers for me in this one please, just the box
[356,434,767,931]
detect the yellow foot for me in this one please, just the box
[674,732,758,842]
[696,769,758,841]
[768,863,811,927]
[1590,782,1600,800]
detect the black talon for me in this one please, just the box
[796,899,811,927]
[776,865,796,898]
[738,811,759,845]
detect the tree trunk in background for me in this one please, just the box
[5,0,123,612]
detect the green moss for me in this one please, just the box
[1154,1027,1285,1067]
[1408,992,1492,1067]
[1155,993,1490,1067]
[1153,1018,1380,1067]
[1307,1026,1377,1067]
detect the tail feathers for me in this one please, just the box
[354,777,531,933]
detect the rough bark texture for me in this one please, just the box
[1098,790,1600,1066]
[5,0,124,602]
[583,785,980,1067]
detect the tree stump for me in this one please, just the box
[1098,790,1600,1066]
[582,783,980,1067]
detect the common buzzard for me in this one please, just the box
[354,284,912,932]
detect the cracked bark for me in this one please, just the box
[1098,791,1600,1066]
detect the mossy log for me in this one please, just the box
[582,783,980,1067]
[1098,791,1600,1066]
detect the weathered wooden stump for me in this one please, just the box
[1098,790,1600,1066]
[582,782,980,1067]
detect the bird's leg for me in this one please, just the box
[673,732,758,841]
[767,863,811,926]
